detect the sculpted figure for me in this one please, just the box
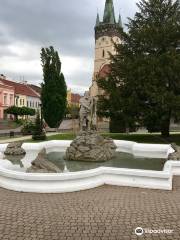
[66,93,117,162]
[79,91,97,131]
[27,148,62,173]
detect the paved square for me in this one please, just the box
[0,177,180,240]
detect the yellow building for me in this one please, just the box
[67,89,81,107]
[15,94,27,107]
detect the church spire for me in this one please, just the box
[103,0,116,24]
[96,12,100,27]
[118,13,122,28]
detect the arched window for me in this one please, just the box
[102,49,105,58]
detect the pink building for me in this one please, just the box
[0,80,15,119]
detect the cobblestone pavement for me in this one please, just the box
[0,178,180,240]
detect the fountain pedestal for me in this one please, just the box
[65,131,117,162]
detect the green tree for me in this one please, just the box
[41,46,67,128]
[4,106,35,120]
[98,0,180,137]
[67,105,80,119]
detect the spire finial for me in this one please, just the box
[118,12,122,28]
[95,11,100,27]
[103,0,116,24]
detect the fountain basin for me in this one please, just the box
[0,140,179,193]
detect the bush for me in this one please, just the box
[32,111,46,141]
[15,119,25,125]
[32,132,46,141]
[21,120,35,135]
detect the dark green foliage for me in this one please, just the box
[109,117,126,133]
[41,46,67,128]
[32,111,46,141]
[21,107,36,116]
[5,106,35,120]
[97,0,180,137]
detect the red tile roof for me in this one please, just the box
[0,78,39,98]
[0,80,14,90]
[71,93,81,104]
[28,84,41,95]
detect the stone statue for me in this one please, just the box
[90,97,97,131]
[65,91,117,163]
[79,91,97,131]
[27,148,62,173]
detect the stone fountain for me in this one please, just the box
[65,91,117,162]
[26,91,116,173]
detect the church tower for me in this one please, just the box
[90,0,122,97]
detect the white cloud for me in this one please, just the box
[0,41,93,92]
[0,0,138,92]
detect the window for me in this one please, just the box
[20,99,22,106]
[22,99,24,106]
[10,95,13,105]
[27,101,29,107]
[3,94,7,105]
[102,49,105,58]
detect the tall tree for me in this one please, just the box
[98,0,180,137]
[41,46,67,128]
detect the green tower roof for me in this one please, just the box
[118,13,122,28]
[96,13,100,27]
[103,0,116,24]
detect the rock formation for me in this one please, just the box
[27,148,62,173]
[168,143,180,161]
[4,141,26,156]
[65,131,117,162]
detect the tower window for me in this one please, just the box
[102,49,105,58]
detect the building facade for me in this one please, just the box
[0,77,41,118]
[90,0,122,97]
[67,89,81,107]
[26,96,41,111]
[67,90,72,106]
[0,80,14,119]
